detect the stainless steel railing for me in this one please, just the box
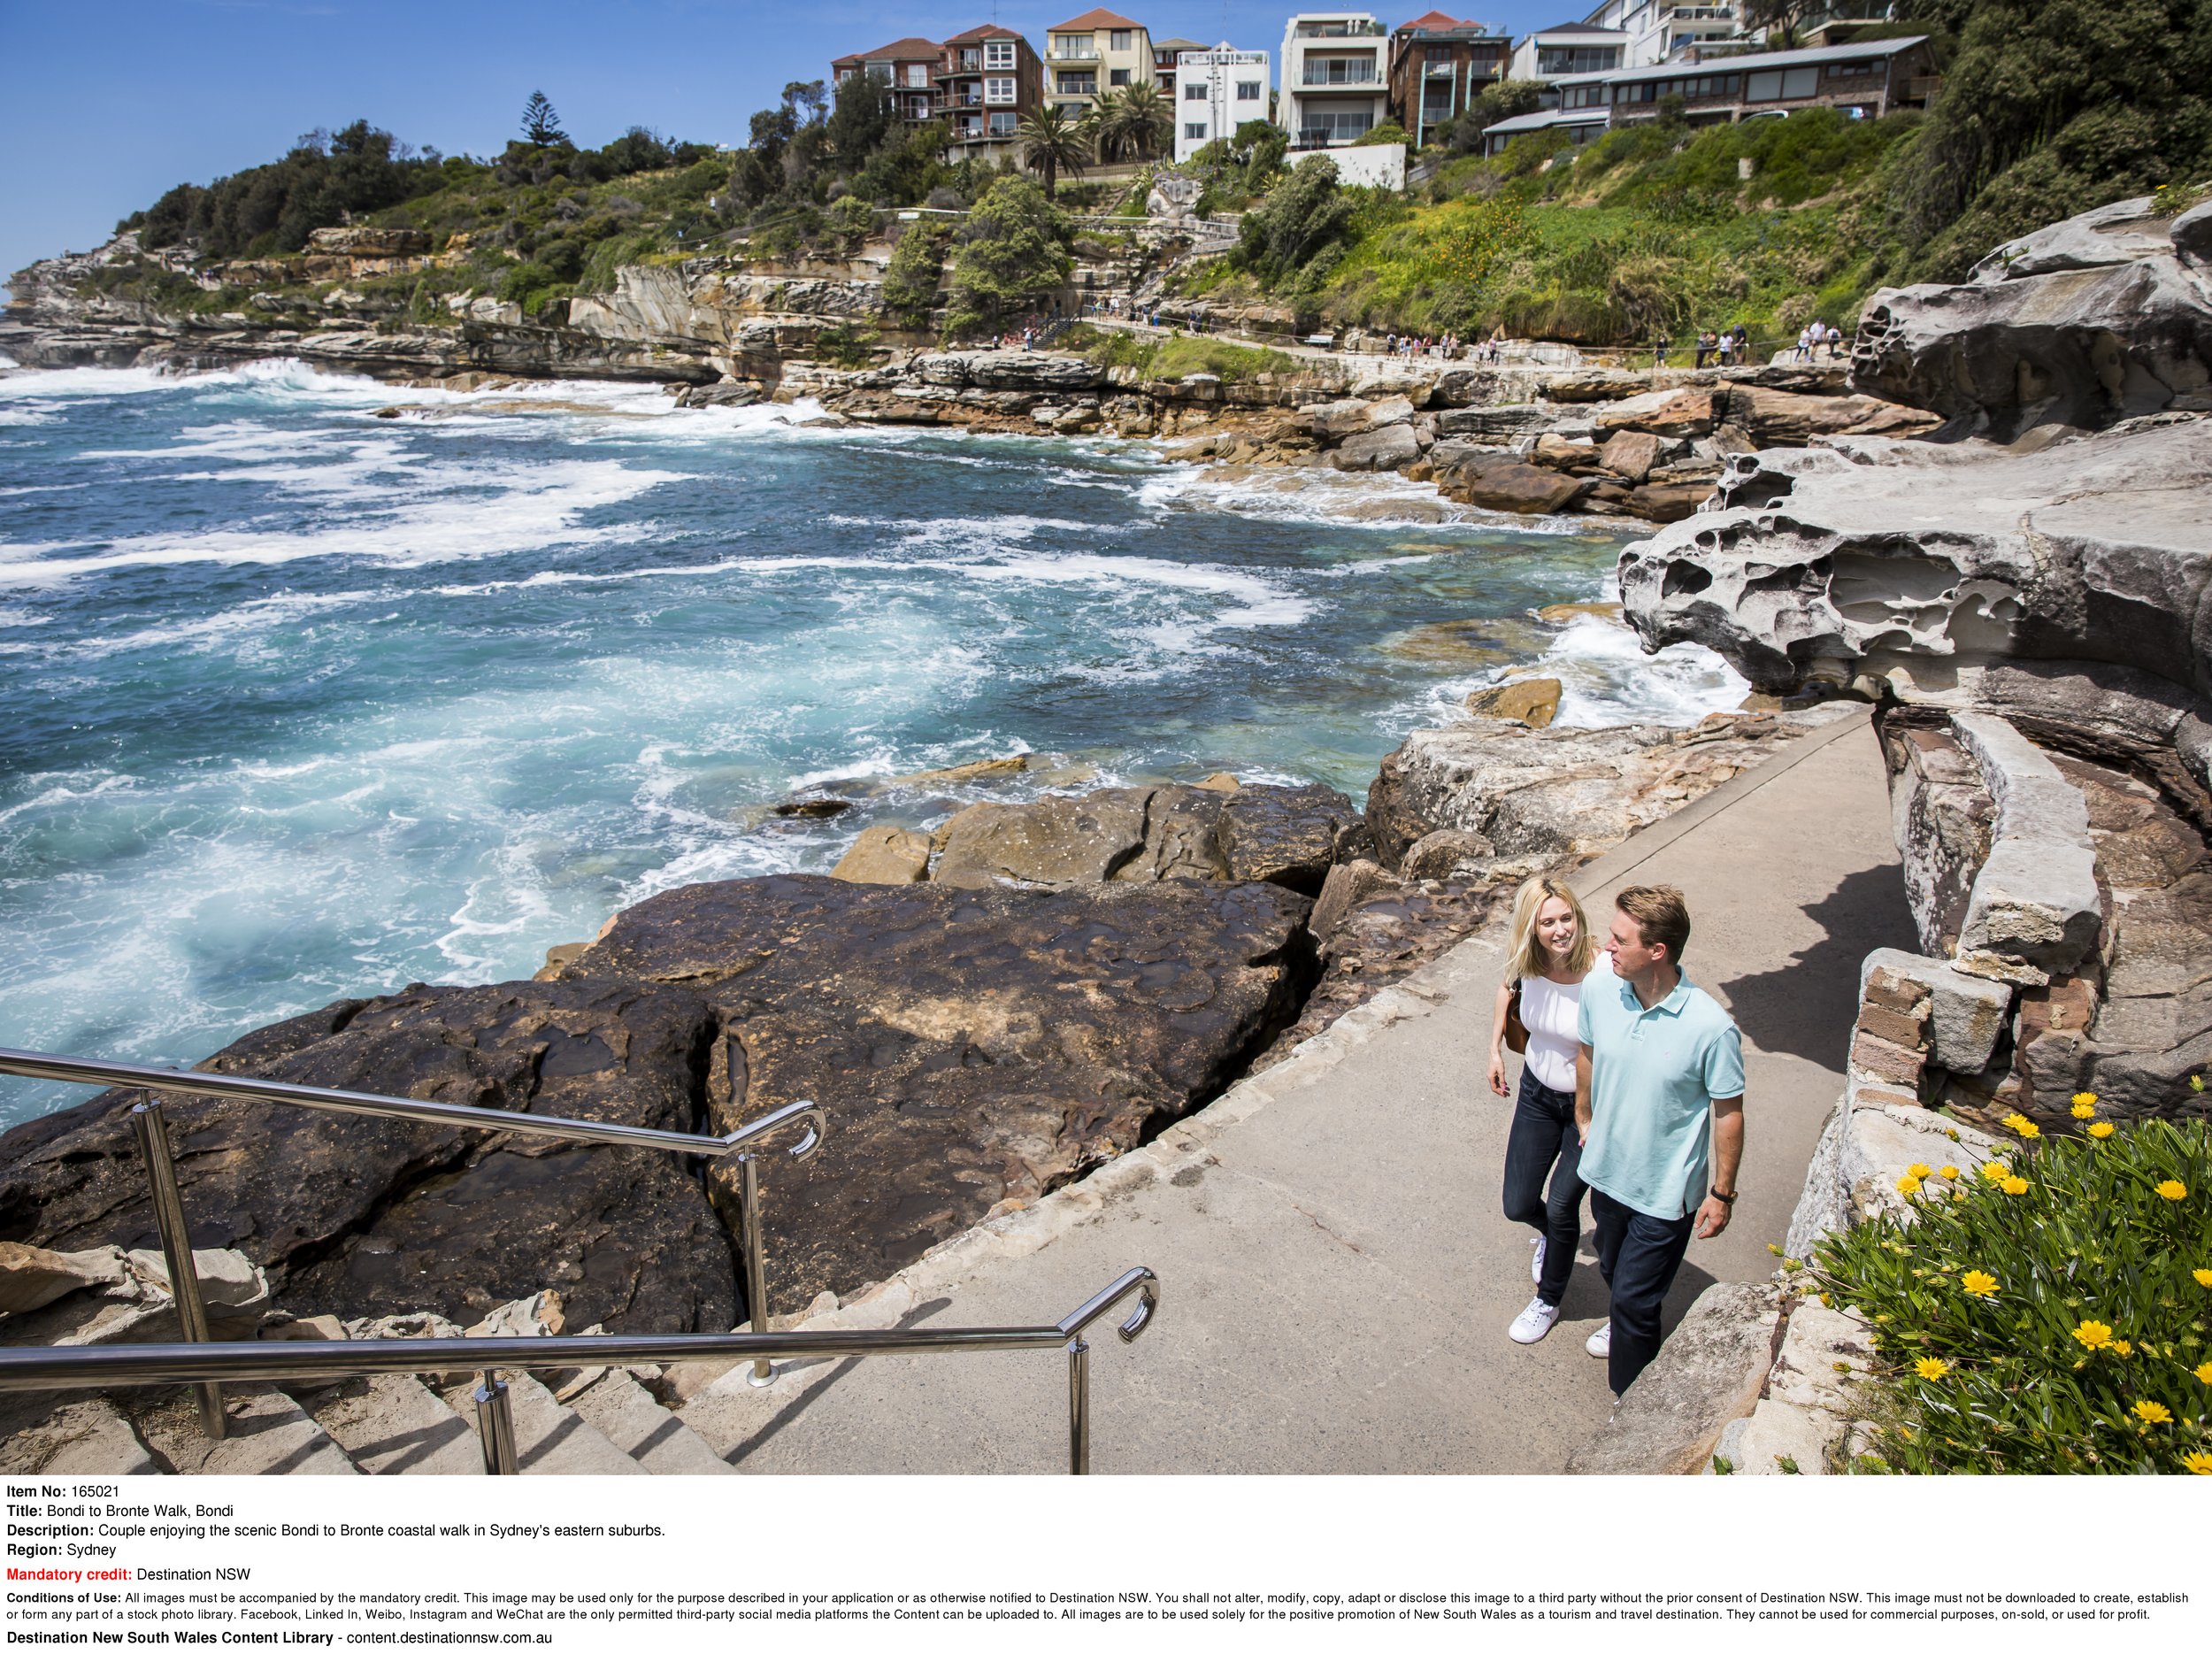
[0,1046,827,1431]
[0,1266,1161,1475]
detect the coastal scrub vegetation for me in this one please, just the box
[1071,327,1294,383]
[1182,0,2212,342]
[941,178,1073,338]
[1807,1103,2212,1474]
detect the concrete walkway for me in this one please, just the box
[687,707,1914,1473]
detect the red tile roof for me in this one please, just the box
[832,36,942,67]
[943,23,1025,42]
[1050,9,1143,30]
[1399,10,1486,29]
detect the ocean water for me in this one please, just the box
[0,358,1744,1125]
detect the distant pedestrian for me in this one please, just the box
[1576,886,1745,1398]
[1825,322,1845,360]
[1654,334,1671,368]
[1491,878,1601,1346]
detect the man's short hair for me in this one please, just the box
[1617,884,1692,963]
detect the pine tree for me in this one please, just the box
[521,91,569,148]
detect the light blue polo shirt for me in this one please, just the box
[1577,956,1745,1220]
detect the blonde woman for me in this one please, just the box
[1486,875,1601,1344]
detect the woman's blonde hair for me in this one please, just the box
[1508,876,1595,981]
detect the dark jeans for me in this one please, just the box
[1501,1067,1586,1306]
[1591,1187,1697,1397]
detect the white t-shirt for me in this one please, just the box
[1518,967,1590,1092]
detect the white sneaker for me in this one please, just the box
[1531,1235,1547,1284]
[1586,1319,1612,1358]
[1509,1296,1561,1344]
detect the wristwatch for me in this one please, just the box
[1711,1189,1738,1205]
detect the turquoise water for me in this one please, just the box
[0,359,1743,1124]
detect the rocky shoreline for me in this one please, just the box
[4,191,2209,1476]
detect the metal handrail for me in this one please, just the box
[0,1267,1161,1475]
[0,1044,827,1428]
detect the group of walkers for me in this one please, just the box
[1689,326,1751,368]
[1792,320,1847,362]
[1486,878,1745,1399]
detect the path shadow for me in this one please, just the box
[1716,865,1916,1069]
[1552,1231,1719,1337]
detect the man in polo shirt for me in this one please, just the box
[1574,884,1745,1398]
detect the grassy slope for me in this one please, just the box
[1196,107,1918,350]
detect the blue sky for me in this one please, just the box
[0,1,1568,291]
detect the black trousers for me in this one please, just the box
[1591,1187,1697,1397]
[1501,1066,1586,1306]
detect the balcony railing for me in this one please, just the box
[1301,66,1379,85]
[1294,21,1385,37]
[1047,46,1102,62]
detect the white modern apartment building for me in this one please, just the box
[1172,46,1271,161]
[1280,11,1390,150]
[1577,0,1761,67]
[1508,21,1630,80]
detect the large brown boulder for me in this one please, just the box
[1721,386,1939,447]
[930,782,1362,896]
[1435,450,1592,515]
[565,875,1317,1309]
[0,980,736,1335]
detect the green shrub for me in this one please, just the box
[1809,1107,2212,1474]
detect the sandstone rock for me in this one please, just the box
[127,1247,268,1310]
[832,825,933,884]
[1618,421,2212,702]
[1308,859,1400,941]
[1532,433,1597,468]
[1565,1281,1783,1474]
[1399,829,1497,882]
[2174,198,2212,272]
[772,796,852,819]
[1196,772,1240,792]
[1434,404,1552,441]
[0,980,738,1335]
[1329,423,1421,473]
[886,754,1027,787]
[1784,1096,1999,1257]
[931,782,1359,896]
[565,875,1316,1308]
[1852,200,2212,435]
[1542,370,1651,404]
[1621,481,1709,523]
[1463,677,1562,728]
[1859,949,2015,1074]
[1598,428,1661,484]
[260,1312,349,1342]
[0,1242,127,1316]
[1713,1300,1874,1475]
[1435,451,1591,515]
[1720,386,1939,446]
[466,1290,565,1339]
[1949,713,2101,976]
[1593,388,1714,437]
[1363,710,1841,870]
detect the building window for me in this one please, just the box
[984,39,1015,70]
[1186,122,1208,140]
[1110,30,1132,51]
[1110,66,1131,86]
[1299,109,1375,142]
[837,67,856,82]
[1060,73,1097,94]
[1184,80,1206,99]
[1237,80,1263,100]
[1426,45,1452,62]
[989,110,1018,135]
[906,65,928,87]
[985,76,1016,104]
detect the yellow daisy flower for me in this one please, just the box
[2131,1400,2171,1425]
[2193,1269,2212,1289]
[1961,1270,1998,1298]
[1914,1357,1949,1381]
[2194,1362,2212,1384]
[2112,1340,2133,1358]
[1897,1173,1924,1196]
[2156,1180,2188,1200]
[2087,1121,2115,1139]
[1980,1161,2010,1181]
[1906,1163,1932,1179]
[2000,1175,2030,1196]
[2070,1092,2097,1117]
[1938,1165,1960,1180]
[2071,1319,2114,1351]
[2186,1451,2212,1474]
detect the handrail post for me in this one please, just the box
[1066,1336,1090,1476]
[474,1373,518,1474]
[737,1151,774,1388]
[129,1102,224,1442]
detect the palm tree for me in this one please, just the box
[1016,104,1089,201]
[1107,82,1173,164]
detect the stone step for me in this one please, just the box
[0,1396,162,1475]
[438,1371,647,1475]
[311,1373,485,1475]
[566,1371,733,1475]
[134,1387,358,1475]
